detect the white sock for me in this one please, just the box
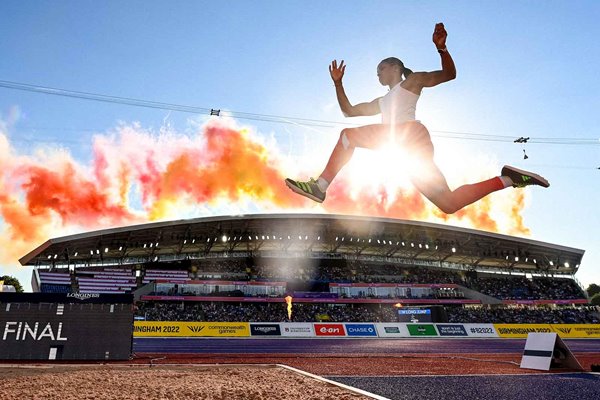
[499,176,513,188]
[316,177,329,192]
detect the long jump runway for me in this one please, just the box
[133,337,600,355]
[133,338,600,400]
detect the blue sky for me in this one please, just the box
[0,1,598,291]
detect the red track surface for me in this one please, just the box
[130,353,600,376]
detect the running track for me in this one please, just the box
[133,338,600,400]
[133,337,600,355]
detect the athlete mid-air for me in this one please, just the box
[285,23,549,214]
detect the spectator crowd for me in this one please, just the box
[136,301,599,324]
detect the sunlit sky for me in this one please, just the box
[0,1,598,291]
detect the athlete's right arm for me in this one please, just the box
[330,60,381,117]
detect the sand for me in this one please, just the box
[0,364,372,400]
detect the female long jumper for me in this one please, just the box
[285,23,548,214]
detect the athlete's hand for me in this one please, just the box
[433,23,447,49]
[329,60,346,84]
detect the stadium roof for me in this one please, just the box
[20,213,584,275]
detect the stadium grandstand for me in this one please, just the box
[20,214,598,324]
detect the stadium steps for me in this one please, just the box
[71,273,78,293]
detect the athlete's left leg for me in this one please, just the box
[404,123,508,214]
[411,160,507,214]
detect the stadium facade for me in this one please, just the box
[21,213,585,277]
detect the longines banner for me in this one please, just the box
[250,324,281,336]
[133,322,250,337]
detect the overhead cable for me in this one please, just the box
[1,79,598,145]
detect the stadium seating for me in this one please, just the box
[38,270,72,293]
[76,268,137,294]
[135,301,599,324]
[472,275,586,300]
[142,269,190,284]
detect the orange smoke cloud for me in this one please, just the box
[0,117,530,272]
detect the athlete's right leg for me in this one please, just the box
[285,125,388,202]
[412,159,548,214]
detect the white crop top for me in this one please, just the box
[378,82,420,124]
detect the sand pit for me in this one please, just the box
[0,364,374,400]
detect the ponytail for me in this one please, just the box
[380,57,412,80]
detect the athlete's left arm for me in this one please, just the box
[406,22,457,90]
[411,51,456,89]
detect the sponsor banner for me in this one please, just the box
[314,323,346,337]
[502,299,589,305]
[436,324,468,337]
[463,324,499,338]
[280,323,314,337]
[133,322,250,337]
[407,324,438,336]
[375,323,410,337]
[551,324,600,338]
[345,323,378,337]
[329,283,459,289]
[494,324,552,338]
[0,292,132,304]
[250,324,281,336]
[139,295,481,304]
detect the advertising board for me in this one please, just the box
[314,323,346,337]
[375,323,410,337]
[133,322,250,337]
[551,324,600,338]
[250,324,281,336]
[435,324,468,337]
[463,324,499,338]
[344,323,378,337]
[494,324,553,338]
[280,323,314,337]
[407,324,438,336]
